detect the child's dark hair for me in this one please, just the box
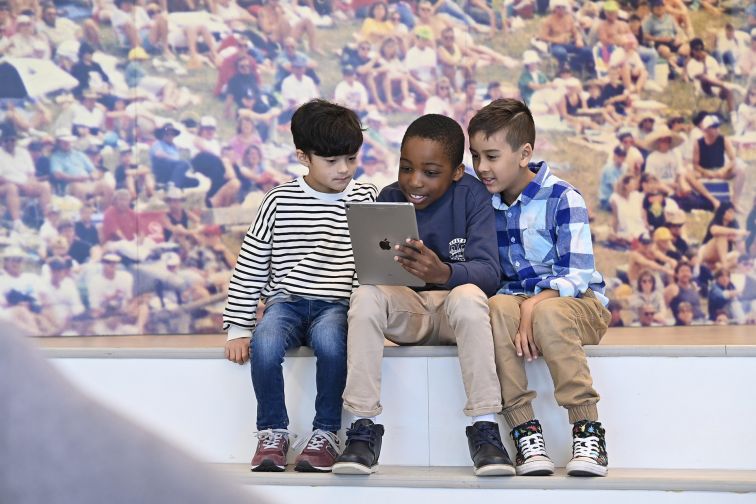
[400,114,464,167]
[291,99,363,157]
[703,201,737,243]
[467,98,536,152]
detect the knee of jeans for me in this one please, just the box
[250,331,288,365]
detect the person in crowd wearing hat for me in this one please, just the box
[0,122,52,230]
[224,56,261,118]
[651,226,681,264]
[609,174,647,247]
[686,38,739,119]
[149,122,198,190]
[643,126,684,189]
[518,50,547,106]
[160,186,200,242]
[596,0,630,47]
[664,208,689,256]
[0,246,40,306]
[708,268,746,323]
[0,13,50,58]
[50,127,113,201]
[38,202,62,245]
[71,90,106,136]
[279,54,320,124]
[189,116,241,208]
[692,114,746,208]
[38,256,84,333]
[110,0,170,58]
[639,172,681,231]
[641,0,687,77]
[223,100,376,473]
[598,146,627,211]
[629,232,675,285]
[114,143,155,200]
[629,269,669,325]
[538,0,594,76]
[404,26,437,95]
[87,252,148,333]
[333,65,370,116]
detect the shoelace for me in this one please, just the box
[293,430,339,452]
[517,432,547,458]
[255,429,292,450]
[573,435,601,459]
[472,423,505,451]
[345,423,376,445]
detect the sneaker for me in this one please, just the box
[251,429,291,472]
[465,421,516,477]
[331,419,384,475]
[566,420,608,477]
[294,429,341,473]
[510,420,555,476]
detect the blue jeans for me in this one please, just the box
[550,43,594,74]
[250,299,347,432]
[637,45,658,79]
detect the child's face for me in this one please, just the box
[298,151,359,194]
[398,137,463,209]
[469,129,531,195]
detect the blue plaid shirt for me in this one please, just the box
[492,161,607,306]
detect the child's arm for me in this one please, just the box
[222,193,276,363]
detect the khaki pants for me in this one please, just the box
[342,284,502,417]
[489,291,611,428]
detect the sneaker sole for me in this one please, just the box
[473,464,516,477]
[566,459,608,477]
[251,460,286,472]
[294,460,333,473]
[516,459,555,476]
[331,462,377,475]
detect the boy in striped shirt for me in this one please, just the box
[468,99,612,477]
[223,100,377,473]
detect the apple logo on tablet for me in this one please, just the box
[379,238,391,250]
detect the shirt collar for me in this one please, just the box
[490,161,551,210]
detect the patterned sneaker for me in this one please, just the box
[251,429,291,472]
[510,420,555,476]
[294,430,341,473]
[465,421,516,477]
[566,420,608,477]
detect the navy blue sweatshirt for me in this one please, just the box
[378,173,501,297]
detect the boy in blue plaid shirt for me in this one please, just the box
[468,99,612,477]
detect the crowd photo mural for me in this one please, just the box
[0,0,754,336]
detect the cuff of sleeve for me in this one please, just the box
[227,324,253,341]
[444,263,465,289]
[535,277,577,298]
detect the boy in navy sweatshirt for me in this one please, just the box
[333,114,514,477]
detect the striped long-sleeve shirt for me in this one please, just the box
[223,177,377,340]
[493,161,608,306]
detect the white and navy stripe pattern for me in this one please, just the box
[223,177,377,338]
[492,161,607,305]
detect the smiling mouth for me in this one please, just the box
[407,193,428,204]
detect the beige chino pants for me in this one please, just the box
[342,284,503,417]
[489,290,611,427]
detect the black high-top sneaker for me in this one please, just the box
[465,421,516,476]
[566,420,608,477]
[332,419,384,475]
[510,419,555,476]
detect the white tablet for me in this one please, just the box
[346,202,425,287]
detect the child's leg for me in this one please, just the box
[530,293,610,423]
[488,294,536,428]
[438,284,502,416]
[306,301,349,433]
[251,301,308,430]
[342,285,434,417]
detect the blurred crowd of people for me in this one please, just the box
[0,0,754,334]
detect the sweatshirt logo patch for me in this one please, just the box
[449,238,466,261]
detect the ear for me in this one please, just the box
[519,143,533,168]
[295,149,310,168]
[452,163,465,182]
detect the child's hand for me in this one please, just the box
[394,239,451,285]
[516,298,540,362]
[225,337,250,364]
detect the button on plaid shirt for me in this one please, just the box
[491,161,608,305]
